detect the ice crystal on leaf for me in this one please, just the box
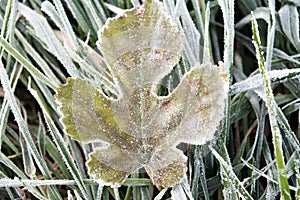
[55,0,228,188]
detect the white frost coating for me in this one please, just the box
[175,0,202,68]
[161,64,228,146]
[211,149,254,199]
[100,27,181,64]
[235,7,271,29]
[0,178,87,187]
[278,5,300,51]
[230,68,300,95]
[171,184,187,200]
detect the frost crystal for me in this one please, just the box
[55,0,228,188]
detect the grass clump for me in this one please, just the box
[0,0,299,199]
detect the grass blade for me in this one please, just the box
[0,37,57,89]
[251,14,292,199]
[217,0,234,168]
[202,2,211,64]
[211,148,254,200]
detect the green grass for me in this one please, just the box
[0,0,299,199]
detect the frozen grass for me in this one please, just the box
[0,0,299,199]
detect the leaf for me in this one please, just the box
[55,0,227,188]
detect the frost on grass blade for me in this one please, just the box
[55,0,228,188]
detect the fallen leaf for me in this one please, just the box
[55,0,228,188]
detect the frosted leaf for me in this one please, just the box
[55,0,228,188]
